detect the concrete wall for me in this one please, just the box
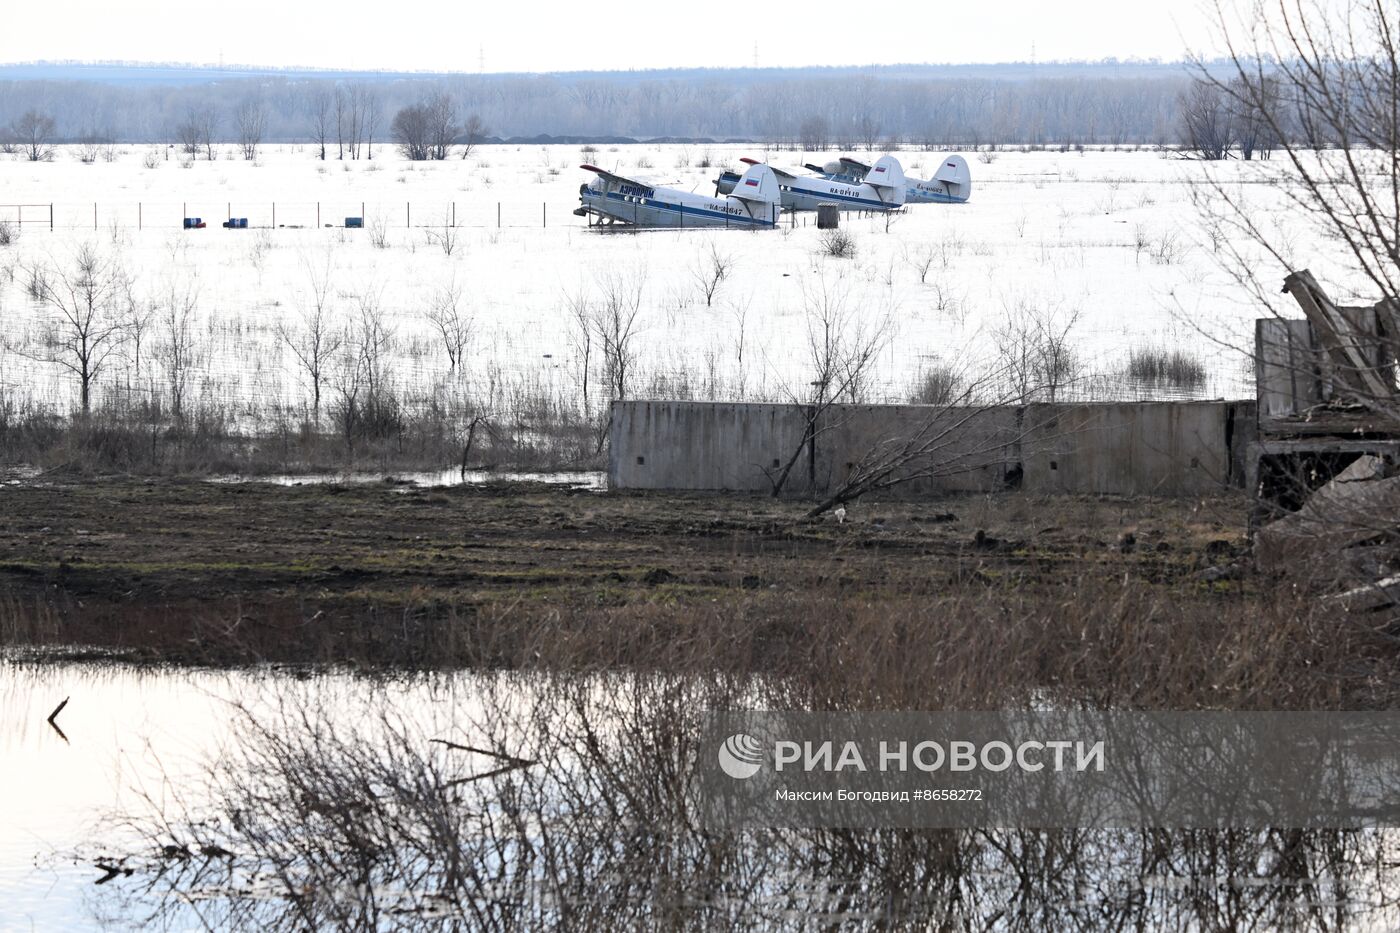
[1020,402,1254,496]
[608,401,816,494]
[609,400,1257,497]
[815,404,1022,495]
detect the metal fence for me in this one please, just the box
[0,201,559,231]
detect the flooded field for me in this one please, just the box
[0,142,1355,428]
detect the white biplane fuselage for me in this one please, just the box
[831,154,972,204]
[717,154,971,206]
[576,162,780,229]
[723,155,907,212]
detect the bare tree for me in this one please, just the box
[426,92,458,160]
[122,282,157,382]
[1194,0,1400,344]
[857,115,882,152]
[358,86,381,160]
[728,297,752,396]
[798,115,829,151]
[391,103,431,161]
[10,109,57,162]
[424,279,471,375]
[352,286,394,407]
[333,85,349,160]
[689,242,734,307]
[175,111,202,157]
[25,245,128,414]
[765,275,895,496]
[308,87,332,161]
[458,113,488,159]
[275,254,344,424]
[235,97,268,161]
[155,277,200,418]
[1178,79,1233,161]
[590,270,644,401]
[806,365,1026,517]
[1229,74,1280,161]
[176,105,218,160]
[564,287,593,418]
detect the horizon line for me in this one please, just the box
[0,56,1194,80]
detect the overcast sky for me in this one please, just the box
[0,0,1218,73]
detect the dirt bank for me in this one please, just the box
[4,477,1389,708]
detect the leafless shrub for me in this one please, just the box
[0,220,16,247]
[908,361,963,405]
[366,214,389,249]
[991,300,1081,403]
[905,243,936,283]
[76,135,101,164]
[689,241,734,307]
[819,229,856,259]
[1148,230,1184,265]
[1127,347,1208,388]
[424,210,460,256]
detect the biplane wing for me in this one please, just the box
[579,164,655,194]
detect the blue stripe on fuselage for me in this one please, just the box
[590,190,774,226]
[784,181,894,209]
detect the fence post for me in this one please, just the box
[543,202,547,228]
[138,202,142,231]
[452,201,456,227]
[272,202,276,228]
[93,202,97,231]
[406,202,411,228]
[497,203,501,228]
[49,203,53,231]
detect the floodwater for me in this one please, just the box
[6,659,1400,930]
[207,468,607,489]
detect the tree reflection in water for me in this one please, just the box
[98,674,1400,931]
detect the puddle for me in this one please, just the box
[207,469,607,489]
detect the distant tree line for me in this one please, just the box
[0,62,1338,155]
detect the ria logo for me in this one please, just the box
[718,733,764,779]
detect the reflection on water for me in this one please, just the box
[208,469,607,489]
[4,661,1400,930]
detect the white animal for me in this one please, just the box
[834,506,847,524]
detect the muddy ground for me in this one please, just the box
[0,476,1251,658]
